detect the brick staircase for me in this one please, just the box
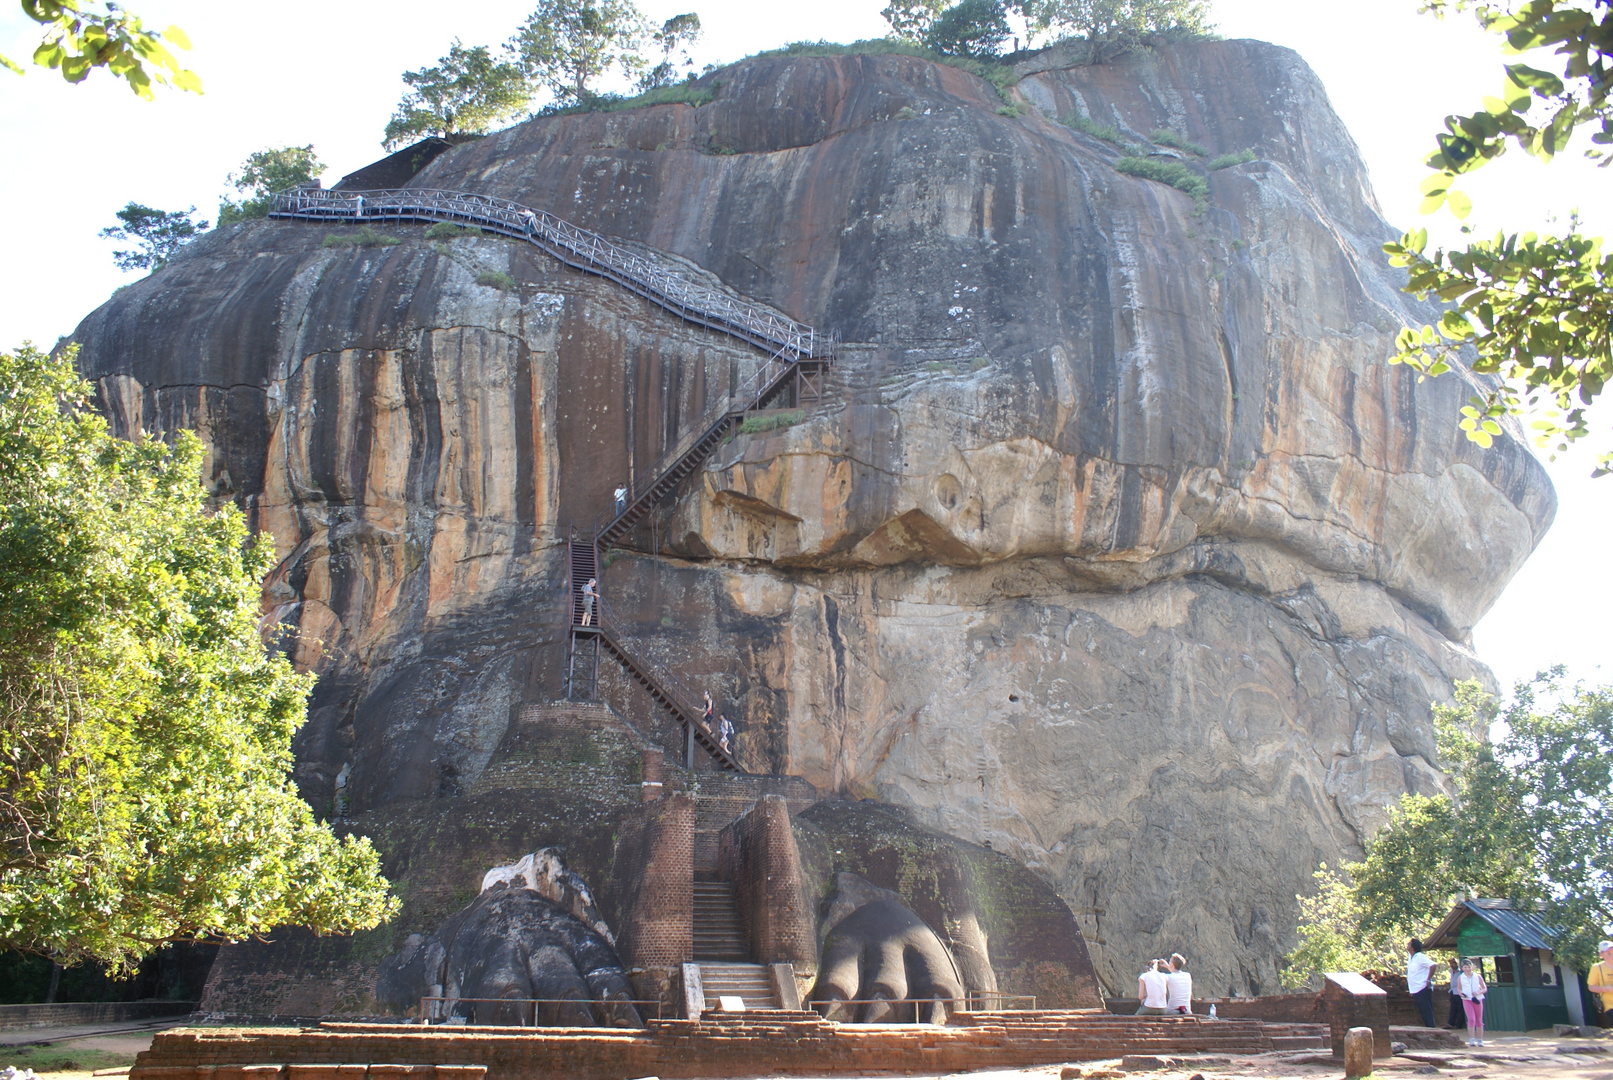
[692,877,749,962]
[1264,1022,1331,1050]
[697,962,780,1011]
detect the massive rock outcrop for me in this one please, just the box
[69,39,1552,997]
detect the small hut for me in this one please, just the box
[1426,898,1588,1030]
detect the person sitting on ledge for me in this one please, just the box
[1138,959,1170,1015]
[1166,953,1192,1014]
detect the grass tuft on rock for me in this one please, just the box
[323,225,401,249]
[1150,129,1208,156]
[425,222,484,240]
[1207,148,1258,170]
[738,409,805,434]
[1114,156,1208,210]
[475,270,517,290]
[1059,113,1140,153]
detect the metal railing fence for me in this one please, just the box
[268,186,830,363]
[420,995,660,1027]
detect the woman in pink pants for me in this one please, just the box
[1457,958,1487,1046]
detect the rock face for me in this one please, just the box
[69,39,1553,997]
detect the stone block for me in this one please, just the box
[1343,1026,1374,1077]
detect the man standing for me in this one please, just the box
[614,483,627,517]
[1589,939,1613,1029]
[1407,938,1437,1028]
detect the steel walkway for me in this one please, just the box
[268,185,832,363]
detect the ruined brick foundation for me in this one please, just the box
[134,1012,1292,1080]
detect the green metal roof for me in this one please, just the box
[1428,898,1556,951]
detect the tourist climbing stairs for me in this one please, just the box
[692,877,751,964]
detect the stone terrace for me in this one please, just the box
[132,1012,1280,1080]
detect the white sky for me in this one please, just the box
[0,0,1606,694]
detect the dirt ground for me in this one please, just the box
[4,1030,1608,1080]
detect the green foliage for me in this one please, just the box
[6,1045,133,1073]
[1207,147,1256,170]
[425,222,484,240]
[1017,0,1214,49]
[738,409,805,433]
[2,0,200,98]
[637,12,701,91]
[0,344,397,970]
[384,40,532,150]
[1060,112,1140,151]
[1390,1,1613,474]
[1281,864,1408,989]
[511,0,650,104]
[1288,671,1613,979]
[743,39,1018,103]
[882,0,952,40]
[996,102,1026,117]
[1114,155,1208,208]
[322,225,401,249]
[217,145,324,226]
[545,78,720,116]
[98,202,205,272]
[475,270,518,290]
[1150,128,1206,155]
[925,0,1012,58]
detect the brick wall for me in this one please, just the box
[717,796,816,976]
[131,1011,1282,1080]
[614,793,693,969]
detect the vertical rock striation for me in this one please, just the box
[69,39,1552,996]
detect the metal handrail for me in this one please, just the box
[420,995,661,1025]
[592,343,801,539]
[268,186,829,362]
[593,596,731,752]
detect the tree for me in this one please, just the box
[510,0,649,105]
[1384,0,1613,475]
[926,0,1012,57]
[1,0,200,99]
[98,202,206,272]
[1285,671,1613,983]
[0,343,397,970]
[217,146,325,227]
[383,40,533,151]
[882,0,952,41]
[1015,0,1212,48]
[637,12,701,91]
[1280,864,1407,988]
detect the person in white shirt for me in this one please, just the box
[1138,959,1170,1015]
[1407,938,1437,1027]
[1456,958,1487,1046]
[1166,953,1192,1014]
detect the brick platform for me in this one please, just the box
[132,1012,1279,1080]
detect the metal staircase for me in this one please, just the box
[565,535,741,773]
[267,183,834,776]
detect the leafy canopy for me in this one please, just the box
[383,41,533,151]
[218,146,325,227]
[1016,0,1213,47]
[98,202,206,272]
[1,0,200,99]
[882,0,955,41]
[637,12,701,91]
[0,344,397,969]
[511,0,651,104]
[1384,0,1613,475]
[925,0,1013,58]
[1283,671,1613,985]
